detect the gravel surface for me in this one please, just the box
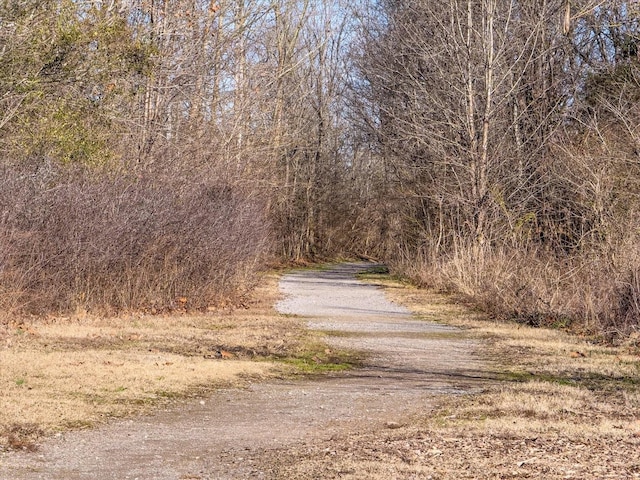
[0,262,486,479]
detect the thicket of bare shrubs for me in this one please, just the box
[0,162,269,317]
[348,0,640,341]
[2,1,639,343]
[391,243,640,340]
[0,1,359,318]
[0,0,338,318]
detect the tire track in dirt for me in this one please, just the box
[0,262,486,479]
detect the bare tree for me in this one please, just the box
[351,0,576,255]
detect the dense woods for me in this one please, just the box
[0,0,347,314]
[353,0,640,340]
[1,0,639,340]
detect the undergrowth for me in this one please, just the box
[391,245,640,343]
[0,161,271,317]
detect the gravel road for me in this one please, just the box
[0,262,485,479]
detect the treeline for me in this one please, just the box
[350,0,640,340]
[0,0,352,315]
[2,0,640,341]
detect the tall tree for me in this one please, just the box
[352,0,573,256]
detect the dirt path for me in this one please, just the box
[0,263,486,480]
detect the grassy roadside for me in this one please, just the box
[0,272,352,452]
[270,271,640,479]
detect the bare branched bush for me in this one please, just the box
[349,0,640,341]
[393,241,640,341]
[0,162,270,318]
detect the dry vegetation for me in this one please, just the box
[0,274,321,452]
[2,0,640,346]
[1,0,640,470]
[394,246,640,342]
[0,163,270,316]
[351,0,640,342]
[268,275,640,479]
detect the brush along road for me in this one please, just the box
[0,262,485,479]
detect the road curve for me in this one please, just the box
[0,262,485,479]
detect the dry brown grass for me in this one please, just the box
[0,274,308,452]
[395,246,640,341]
[269,275,640,479]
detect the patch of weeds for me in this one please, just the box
[280,340,364,375]
[624,358,640,370]
[202,323,237,331]
[63,419,94,430]
[578,372,640,390]
[284,262,334,272]
[498,370,535,383]
[14,377,26,386]
[429,409,460,428]
[111,396,156,406]
[550,316,574,330]
[68,391,110,405]
[281,349,362,374]
[130,397,156,406]
[155,390,184,400]
[1,423,43,452]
